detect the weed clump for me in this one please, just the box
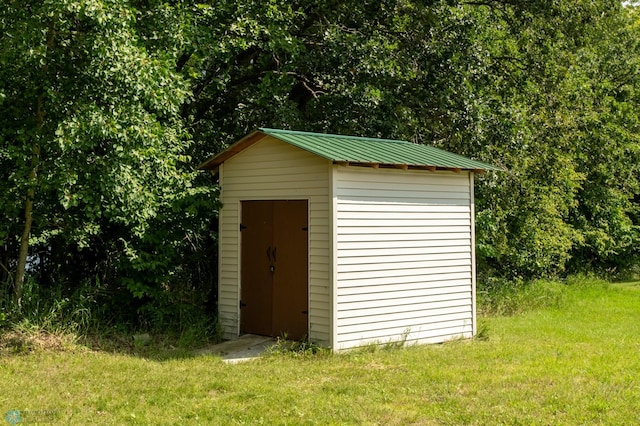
[266,335,331,358]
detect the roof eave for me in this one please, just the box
[331,160,494,173]
[197,130,267,170]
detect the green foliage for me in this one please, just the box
[471,1,640,277]
[0,0,218,329]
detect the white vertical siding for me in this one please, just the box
[330,166,339,350]
[218,137,331,344]
[334,166,475,349]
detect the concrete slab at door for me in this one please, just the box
[240,200,273,336]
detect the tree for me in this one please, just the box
[0,1,216,315]
[470,0,640,277]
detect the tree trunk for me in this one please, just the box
[14,98,43,309]
[14,186,34,308]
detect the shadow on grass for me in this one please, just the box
[0,327,330,362]
[611,280,640,290]
[0,327,220,361]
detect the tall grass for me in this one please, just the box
[477,274,608,316]
[1,278,90,332]
[0,277,221,355]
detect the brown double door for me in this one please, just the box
[240,200,308,340]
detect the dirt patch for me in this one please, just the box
[0,330,79,354]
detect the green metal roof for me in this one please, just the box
[198,128,501,172]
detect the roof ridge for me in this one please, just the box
[259,127,411,145]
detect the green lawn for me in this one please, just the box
[1,281,640,425]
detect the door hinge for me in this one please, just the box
[240,301,247,308]
[301,310,308,315]
[302,227,308,231]
[240,224,247,231]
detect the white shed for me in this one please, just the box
[199,128,499,350]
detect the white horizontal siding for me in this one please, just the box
[338,245,471,258]
[339,297,472,320]
[217,137,331,344]
[336,189,469,202]
[338,284,471,302]
[338,306,471,330]
[337,278,472,296]
[338,202,471,213]
[337,320,474,347]
[334,166,474,350]
[337,251,470,266]
[338,264,471,282]
[336,225,471,235]
[338,258,470,273]
[337,271,472,289]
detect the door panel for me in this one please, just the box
[272,200,309,340]
[240,201,273,336]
